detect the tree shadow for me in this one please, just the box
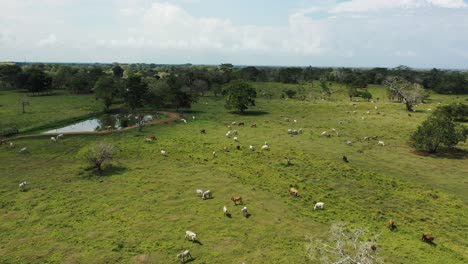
[83,164,127,178]
[412,148,467,160]
[229,111,270,116]
[184,257,196,263]
[193,240,203,246]
[225,213,232,218]
[245,213,252,219]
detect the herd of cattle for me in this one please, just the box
[3,106,439,263]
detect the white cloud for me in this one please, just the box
[37,34,57,46]
[330,0,467,13]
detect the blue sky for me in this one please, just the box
[1,0,468,68]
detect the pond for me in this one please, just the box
[42,114,159,134]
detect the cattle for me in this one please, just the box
[223,206,228,216]
[363,136,370,141]
[51,136,57,142]
[181,118,187,124]
[231,196,243,205]
[251,123,257,128]
[314,202,324,210]
[342,156,349,163]
[57,134,64,139]
[388,219,396,231]
[422,233,434,244]
[0,139,8,145]
[177,250,192,263]
[374,106,378,110]
[234,137,238,142]
[285,118,290,122]
[241,206,248,218]
[366,111,370,115]
[378,141,385,146]
[145,137,155,142]
[9,142,15,148]
[161,150,167,156]
[232,130,238,135]
[321,131,328,137]
[185,231,197,242]
[19,181,27,192]
[232,121,237,126]
[346,140,353,146]
[200,129,206,134]
[192,116,196,120]
[19,147,27,153]
[202,190,212,200]
[226,131,231,138]
[196,189,204,197]
[261,144,270,151]
[289,187,299,196]
[212,151,217,157]
[236,145,241,150]
[238,122,245,126]
[249,145,254,151]
[223,146,229,152]
[371,245,377,252]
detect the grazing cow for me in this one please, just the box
[200,129,206,134]
[223,206,228,216]
[192,116,196,120]
[57,134,64,139]
[289,187,299,196]
[241,206,248,218]
[363,136,370,141]
[251,123,257,128]
[261,144,270,151]
[19,181,27,192]
[374,106,378,110]
[185,231,197,242]
[346,140,353,146]
[223,147,229,152]
[9,142,15,148]
[181,118,187,124]
[196,189,204,197]
[145,138,154,142]
[161,150,167,156]
[51,137,57,142]
[232,130,238,135]
[177,250,192,262]
[285,118,290,122]
[371,245,377,252]
[232,121,237,126]
[226,131,231,138]
[314,202,324,210]
[236,145,241,150]
[212,151,217,157]
[249,145,254,151]
[388,219,396,231]
[378,141,385,146]
[342,156,349,163]
[231,196,243,205]
[321,131,328,137]
[202,190,212,200]
[19,147,27,153]
[238,122,245,126]
[366,111,370,115]
[422,233,434,243]
[234,137,238,142]
[0,139,8,145]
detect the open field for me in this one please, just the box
[0,83,467,263]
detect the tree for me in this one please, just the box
[410,113,467,153]
[278,67,303,84]
[306,223,382,264]
[222,80,257,114]
[124,75,149,110]
[112,64,124,78]
[23,67,52,95]
[94,76,119,111]
[385,77,426,112]
[79,142,114,172]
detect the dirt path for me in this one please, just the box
[6,111,180,140]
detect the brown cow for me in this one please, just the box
[422,233,434,243]
[289,187,299,196]
[388,219,396,231]
[250,123,257,128]
[231,196,243,205]
[223,146,230,152]
[238,122,245,126]
[0,139,8,145]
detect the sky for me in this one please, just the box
[1,0,468,68]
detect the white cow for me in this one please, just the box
[346,140,353,146]
[177,250,192,262]
[202,190,212,200]
[261,143,270,151]
[212,151,217,157]
[234,137,238,142]
[51,136,57,142]
[223,206,228,216]
[9,142,15,148]
[374,106,378,110]
[232,130,238,135]
[314,202,324,210]
[226,131,231,138]
[249,145,254,151]
[241,206,248,217]
[378,141,385,146]
[57,134,64,139]
[19,147,27,153]
[181,118,187,124]
[19,181,27,192]
[321,131,328,136]
[196,189,204,197]
[161,150,167,156]
[185,231,197,241]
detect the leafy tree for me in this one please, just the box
[360,90,372,101]
[283,89,297,99]
[222,80,257,114]
[434,103,468,122]
[23,67,52,95]
[410,114,467,153]
[124,75,149,110]
[94,76,119,111]
[112,64,124,78]
[79,142,114,172]
[0,64,23,88]
[278,67,303,84]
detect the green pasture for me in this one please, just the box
[0,83,467,263]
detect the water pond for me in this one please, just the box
[43,114,158,134]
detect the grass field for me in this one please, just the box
[0,83,467,263]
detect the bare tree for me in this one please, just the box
[306,223,382,264]
[83,142,114,172]
[385,77,426,112]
